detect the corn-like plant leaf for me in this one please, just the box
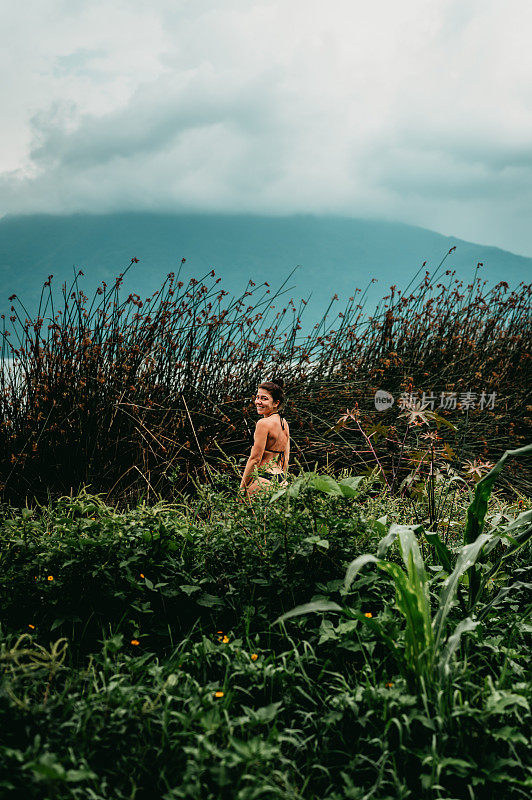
[464,443,532,546]
[439,617,478,679]
[387,562,433,675]
[398,528,433,662]
[274,600,343,625]
[344,554,381,593]
[463,443,532,607]
[481,511,532,588]
[376,522,424,559]
[433,534,490,651]
[344,540,434,679]
[424,530,454,574]
[477,581,532,621]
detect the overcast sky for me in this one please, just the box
[1,0,531,255]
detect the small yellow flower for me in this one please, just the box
[28,624,35,629]
[222,635,229,644]
[364,612,372,618]
[131,639,140,646]
[386,682,394,688]
[47,575,54,582]
[140,573,145,579]
[250,653,258,661]
[216,630,223,635]
[214,691,224,698]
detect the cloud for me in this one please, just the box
[1,0,532,254]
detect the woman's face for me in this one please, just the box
[255,388,278,416]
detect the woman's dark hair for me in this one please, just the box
[258,377,285,409]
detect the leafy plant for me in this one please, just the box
[277,443,532,689]
[0,475,530,798]
[425,442,532,610]
[277,523,481,688]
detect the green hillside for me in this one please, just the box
[1,213,530,323]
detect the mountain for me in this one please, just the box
[0,213,530,326]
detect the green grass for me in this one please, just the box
[0,461,531,799]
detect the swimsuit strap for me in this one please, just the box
[270,411,285,430]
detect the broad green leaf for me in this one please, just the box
[180,584,201,595]
[65,768,98,783]
[369,517,388,538]
[269,475,306,502]
[309,475,342,495]
[318,619,338,644]
[269,487,288,502]
[491,726,529,746]
[486,690,530,715]
[286,477,306,497]
[196,592,224,608]
[303,536,330,549]
[242,702,283,724]
[25,753,66,781]
[338,476,364,497]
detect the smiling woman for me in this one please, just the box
[239,377,290,497]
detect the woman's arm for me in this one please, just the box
[240,420,268,490]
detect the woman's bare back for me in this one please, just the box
[260,414,289,473]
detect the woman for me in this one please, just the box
[240,378,290,497]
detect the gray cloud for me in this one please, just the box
[1,0,532,255]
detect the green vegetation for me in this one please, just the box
[0,259,530,796]
[1,447,531,799]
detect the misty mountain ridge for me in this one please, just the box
[0,213,530,326]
